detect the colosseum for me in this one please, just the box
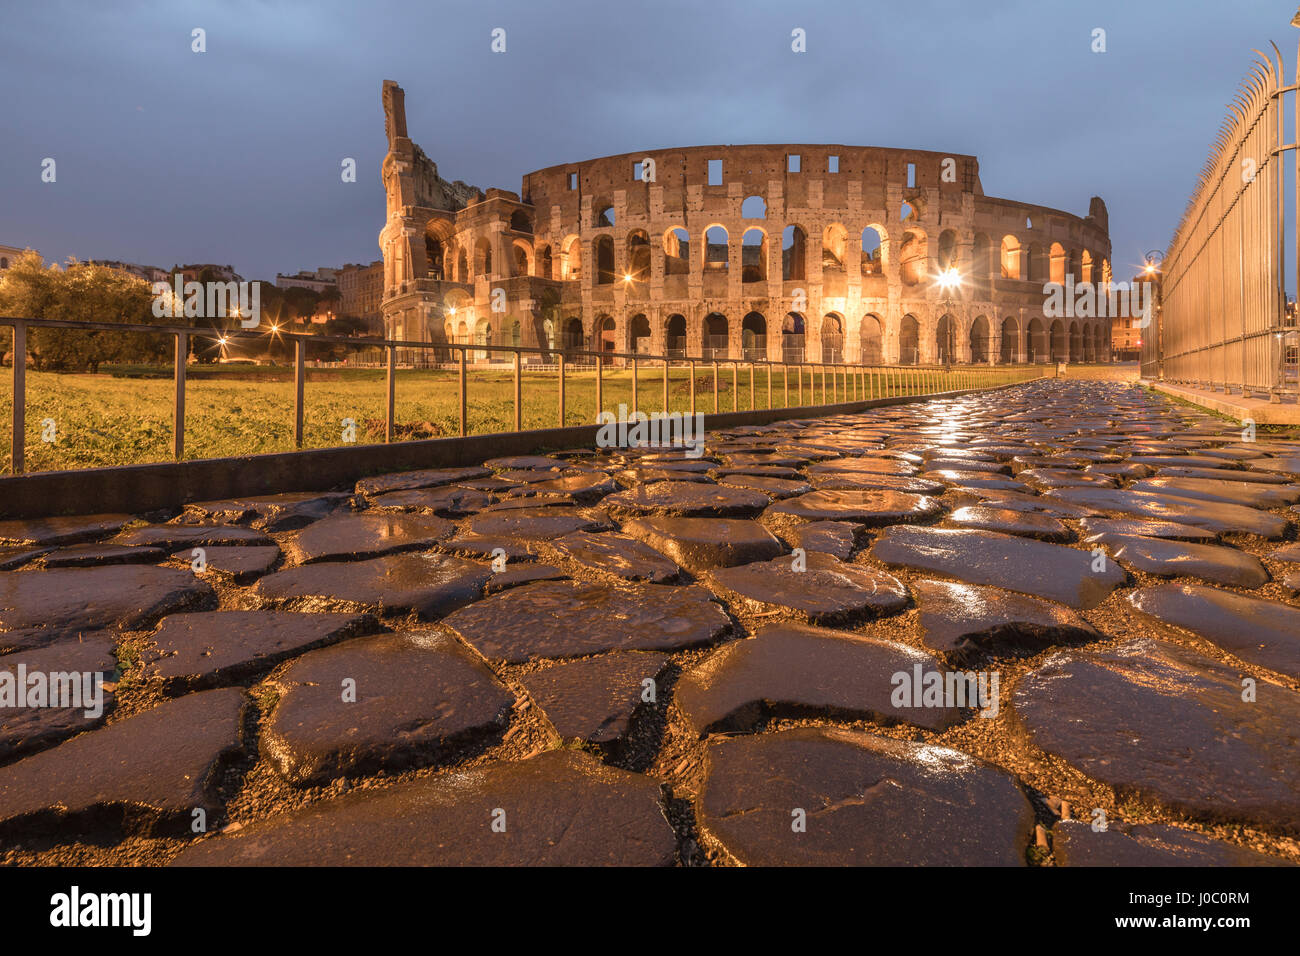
[378,81,1114,367]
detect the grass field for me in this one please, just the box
[0,362,1047,472]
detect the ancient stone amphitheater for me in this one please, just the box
[378,81,1114,368]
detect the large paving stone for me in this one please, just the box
[285,513,454,565]
[809,471,948,494]
[621,517,786,574]
[1132,476,1300,510]
[114,525,273,549]
[0,514,132,547]
[520,652,668,753]
[444,580,730,663]
[1052,819,1292,867]
[1092,533,1269,588]
[697,727,1035,866]
[355,467,491,496]
[706,552,908,624]
[911,579,1099,666]
[947,505,1070,541]
[365,486,493,516]
[789,521,858,559]
[0,547,46,571]
[176,493,351,531]
[870,526,1125,610]
[505,472,619,503]
[547,530,681,583]
[602,480,768,518]
[1045,487,1287,539]
[676,623,961,736]
[0,634,118,761]
[1078,517,1218,543]
[263,630,515,785]
[180,544,280,583]
[465,508,609,540]
[0,565,215,651]
[1012,639,1300,832]
[253,552,490,618]
[0,688,244,833]
[172,749,675,866]
[766,489,942,526]
[42,543,165,568]
[1127,584,1300,678]
[144,611,379,692]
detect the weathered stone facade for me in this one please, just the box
[379,81,1112,366]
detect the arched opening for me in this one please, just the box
[972,233,993,278]
[665,314,687,357]
[937,229,959,271]
[861,226,885,276]
[1026,318,1045,362]
[1000,236,1021,279]
[630,313,651,354]
[1050,242,1066,286]
[562,317,584,354]
[742,228,767,283]
[594,235,616,285]
[741,195,767,219]
[536,244,553,280]
[1000,316,1019,363]
[663,227,690,276]
[626,230,650,282]
[594,202,615,228]
[741,312,766,361]
[703,312,728,359]
[509,320,521,348]
[509,210,532,233]
[705,226,729,272]
[512,240,531,277]
[596,315,616,363]
[425,236,444,280]
[820,313,844,363]
[782,225,807,281]
[782,313,805,362]
[970,315,990,363]
[1049,320,1066,362]
[899,314,920,365]
[1081,249,1094,284]
[900,230,927,286]
[936,314,957,364]
[1026,243,1043,283]
[561,235,582,281]
[473,318,491,361]
[860,314,883,363]
[822,223,848,273]
[1069,321,1083,362]
[474,237,493,277]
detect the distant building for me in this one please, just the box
[177,263,243,284]
[87,259,170,283]
[276,268,338,293]
[1110,270,1154,362]
[337,260,384,330]
[0,244,36,272]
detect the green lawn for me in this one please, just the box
[0,362,1045,472]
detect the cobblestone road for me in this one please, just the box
[0,379,1298,865]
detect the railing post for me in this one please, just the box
[294,338,305,448]
[712,361,719,413]
[631,357,638,416]
[385,344,396,443]
[513,351,522,431]
[459,347,467,437]
[558,352,566,427]
[689,359,696,416]
[173,331,187,461]
[731,362,738,412]
[766,363,772,409]
[662,359,669,415]
[749,362,755,410]
[783,363,789,407]
[11,321,24,475]
[596,352,603,419]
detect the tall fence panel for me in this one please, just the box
[1149,42,1299,402]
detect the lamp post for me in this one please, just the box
[936,267,962,366]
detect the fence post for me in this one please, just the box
[596,353,603,419]
[713,362,719,413]
[558,352,566,427]
[173,331,187,461]
[766,362,772,409]
[631,357,638,416]
[689,359,696,416]
[294,338,305,448]
[459,347,467,437]
[732,362,738,412]
[385,344,396,443]
[783,363,789,407]
[11,321,24,475]
[662,359,669,415]
[513,351,522,431]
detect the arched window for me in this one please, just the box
[782,225,806,281]
[741,195,767,218]
[742,228,767,282]
[861,226,884,276]
[663,227,690,276]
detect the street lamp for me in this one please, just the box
[935,267,962,365]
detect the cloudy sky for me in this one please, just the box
[3,0,1298,282]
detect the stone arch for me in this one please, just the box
[511,239,532,277]
[1081,249,1094,284]
[936,313,957,364]
[820,313,844,363]
[562,317,584,353]
[782,225,807,281]
[899,314,920,364]
[665,313,687,356]
[861,225,886,276]
[536,244,553,280]
[822,223,848,271]
[1000,316,1019,363]
[663,227,690,276]
[1069,320,1083,362]
[782,312,805,362]
[705,226,729,272]
[860,313,884,363]
[970,315,991,363]
[629,313,651,354]
[1049,319,1066,362]
[560,235,582,281]
[742,312,766,360]
[702,312,728,359]
[972,233,993,278]
[1050,242,1067,286]
[900,229,928,286]
[594,235,616,285]
[937,229,959,271]
[742,227,768,283]
[1000,235,1021,279]
[741,195,767,219]
[473,236,493,277]
[626,230,650,281]
[1027,317,1045,362]
[593,200,615,229]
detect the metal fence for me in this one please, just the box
[1149,41,1300,401]
[1,316,1045,475]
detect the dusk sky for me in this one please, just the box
[4,0,1299,282]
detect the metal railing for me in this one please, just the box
[1,316,1046,475]
[1151,41,1300,401]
